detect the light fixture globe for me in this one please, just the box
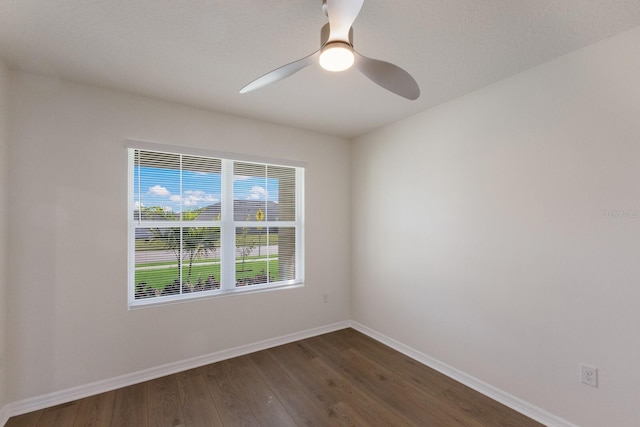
[319,42,354,72]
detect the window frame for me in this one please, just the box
[127,141,305,308]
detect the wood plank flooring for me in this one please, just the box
[6,328,544,426]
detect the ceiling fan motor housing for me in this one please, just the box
[321,23,353,47]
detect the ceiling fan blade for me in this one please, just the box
[354,52,420,100]
[240,50,320,94]
[326,0,364,42]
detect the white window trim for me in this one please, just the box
[127,141,305,308]
[125,140,306,168]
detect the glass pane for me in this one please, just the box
[233,163,296,223]
[134,226,181,298]
[181,226,221,293]
[134,151,181,221]
[235,226,295,287]
[234,162,267,222]
[134,151,222,221]
[181,155,222,221]
[276,226,296,281]
[269,166,296,222]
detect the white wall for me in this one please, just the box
[351,26,640,427]
[0,59,9,414]
[6,73,351,403]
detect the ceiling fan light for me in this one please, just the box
[319,42,354,72]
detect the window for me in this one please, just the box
[128,144,304,307]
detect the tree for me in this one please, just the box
[181,211,219,285]
[147,207,219,291]
[236,216,256,275]
[145,207,180,268]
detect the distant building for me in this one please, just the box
[134,200,280,239]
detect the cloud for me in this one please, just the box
[134,201,144,209]
[247,186,267,200]
[148,185,170,196]
[170,190,219,206]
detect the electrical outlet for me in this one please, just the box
[323,294,329,303]
[580,364,598,387]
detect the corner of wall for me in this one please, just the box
[0,57,10,424]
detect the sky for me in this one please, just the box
[134,166,280,213]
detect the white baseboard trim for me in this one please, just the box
[0,405,10,427]
[4,320,350,422]
[349,320,577,427]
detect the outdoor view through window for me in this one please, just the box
[128,147,304,306]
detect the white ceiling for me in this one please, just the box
[1,1,640,138]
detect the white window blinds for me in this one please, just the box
[128,146,304,306]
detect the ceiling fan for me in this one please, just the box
[239,0,420,100]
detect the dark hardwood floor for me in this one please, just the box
[6,328,544,426]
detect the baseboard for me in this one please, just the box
[349,321,578,427]
[0,405,9,427]
[4,320,350,422]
